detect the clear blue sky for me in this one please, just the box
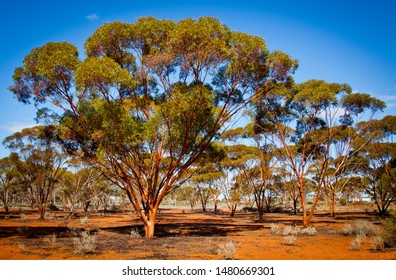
[1,0,395,157]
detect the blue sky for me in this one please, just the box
[1,0,395,157]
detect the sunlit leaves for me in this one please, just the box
[75,57,135,95]
[85,21,135,68]
[10,42,79,104]
[170,17,230,75]
[294,80,351,109]
[341,93,386,115]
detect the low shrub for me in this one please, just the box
[282,225,300,236]
[73,232,98,254]
[349,236,363,250]
[380,212,396,248]
[354,220,378,237]
[270,223,281,235]
[241,207,257,213]
[130,228,141,238]
[341,220,378,237]
[218,241,236,260]
[301,226,317,236]
[80,216,89,226]
[340,197,348,206]
[341,224,353,236]
[371,236,385,251]
[283,235,297,246]
[44,233,57,246]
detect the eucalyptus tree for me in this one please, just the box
[0,156,19,213]
[178,186,199,210]
[3,126,67,219]
[60,165,104,213]
[356,116,396,215]
[253,79,385,226]
[10,16,297,237]
[277,167,300,214]
[222,124,282,221]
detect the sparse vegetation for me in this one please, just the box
[380,211,396,248]
[80,216,89,226]
[342,224,354,236]
[73,231,98,254]
[282,225,300,236]
[68,227,82,236]
[301,226,317,236]
[218,241,236,260]
[349,236,362,250]
[341,220,378,237]
[283,235,297,246]
[17,226,30,234]
[270,223,281,235]
[44,233,57,246]
[130,228,141,238]
[354,220,378,237]
[0,13,394,262]
[371,236,385,251]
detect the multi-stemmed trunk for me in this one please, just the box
[143,209,158,239]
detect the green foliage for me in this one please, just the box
[7,16,301,238]
[75,57,136,92]
[10,42,79,105]
[380,210,396,247]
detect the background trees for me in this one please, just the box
[3,126,66,219]
[356,116,396,215]
[2,15,394,238]
[252,79,385,225]
[0,156,19,213]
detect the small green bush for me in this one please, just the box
[339,197,348,206]
[380,212,396,248]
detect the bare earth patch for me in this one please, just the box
[0,207,394,260]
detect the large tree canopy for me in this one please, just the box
[10,16,297,238]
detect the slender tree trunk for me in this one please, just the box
[258,210,264,222]
[230,204,236,217]
[293,199,298,215]
[331,193,337,217]
[84,200,91,212]
[38,203,46,219]
[297,176,308,226]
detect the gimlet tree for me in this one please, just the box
[0,156,19,213]
[253,79,385,226]
[3,126,67,219]
[356,115,396,215]
[10,16,297,237]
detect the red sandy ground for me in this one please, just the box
[0,206,395,260]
